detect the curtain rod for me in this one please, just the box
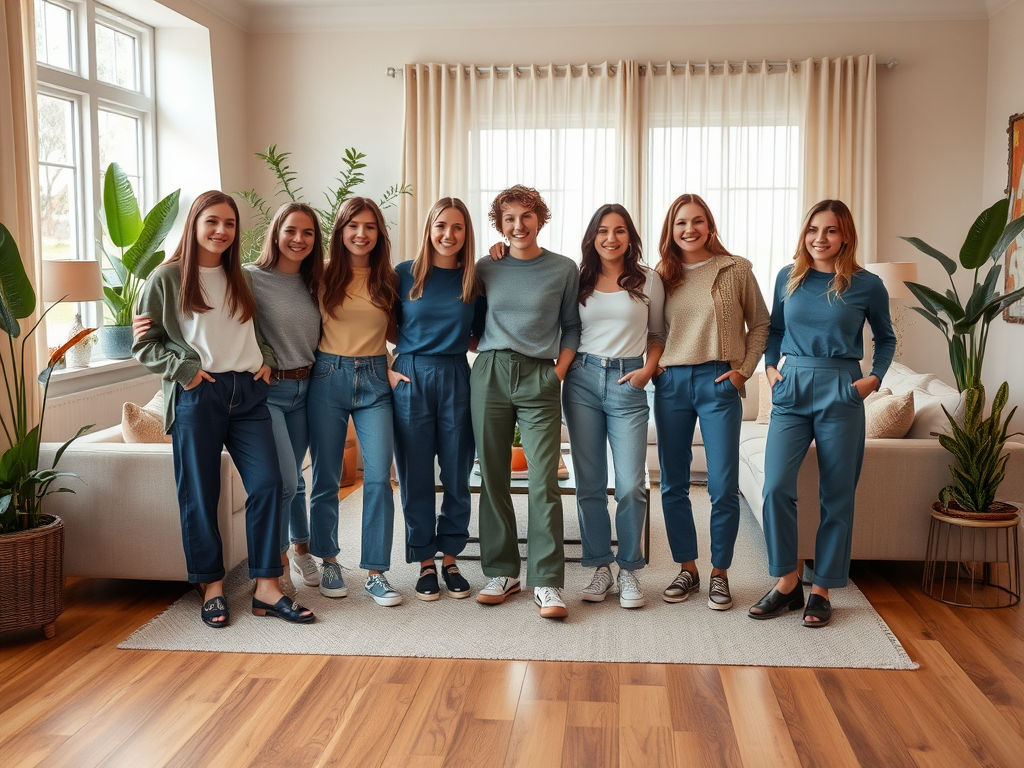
[385,59,899,78]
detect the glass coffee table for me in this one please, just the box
[436,449,651,563]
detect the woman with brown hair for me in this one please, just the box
[750,199,894,627]
[654,193,770,612]
[306,197,404,606]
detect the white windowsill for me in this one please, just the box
[46,357,154,399]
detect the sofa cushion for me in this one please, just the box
[122,391,171,444]
[864,388,915,439]
[756,373,771,424]
[906,388,968,439]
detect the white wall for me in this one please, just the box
[984,0,1024,430]
[246,19,989,386]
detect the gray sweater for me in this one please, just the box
[244,265,321,370]
[476,249,582,359]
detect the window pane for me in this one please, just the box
[38,165,79,259]
[35,0,74,71]
[98,110,141,179]
[96,23,139,90]
[37,93,75,166]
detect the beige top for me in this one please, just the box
[318,267,388,357]
[659,254,770,384]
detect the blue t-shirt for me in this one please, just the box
[394,260,485,356]
[765,265,896,380]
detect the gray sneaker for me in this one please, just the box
[707,574,733,610]
[663,569,700,603]
[581,566,614,602]
[365,573,403,606]
[319,560,348,598]
[617,569,645,609]
[291,552,321,587]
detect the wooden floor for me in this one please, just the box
[3,489,1024,767]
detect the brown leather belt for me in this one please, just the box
[271,366,313,381]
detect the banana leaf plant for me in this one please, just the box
[100,163,179,325]
[934,381,1021,512]
[0,221,93,534]
[901,198,1024,391]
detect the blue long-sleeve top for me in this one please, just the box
[765,265,896,381]
[393,260,486,356]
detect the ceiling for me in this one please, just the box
[193,0,1016,34]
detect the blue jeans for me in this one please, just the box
[170,372,283,583]
[392,354,474,562]
[653,361,742,569]
[307,352,395,571]
[762,357,866,588]
[266,377,310,554]
[562,353,649,570]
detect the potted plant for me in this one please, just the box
[99,163,179,359]
[901,198,1024,391]
[511,423,527,472]
[932,381,1021,520]
[0,222,94,639]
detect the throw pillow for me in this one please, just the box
[906,388,969,439]
[122,390,170,444]
[756,373,772,424]
[864,389,915,439]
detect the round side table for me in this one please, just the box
[921,505,1020,608]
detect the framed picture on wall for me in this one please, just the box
[1004,112,1024,324]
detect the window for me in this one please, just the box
[34,0,155,353]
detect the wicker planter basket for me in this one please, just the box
[932,500,1020,523]
[0,515,64,638]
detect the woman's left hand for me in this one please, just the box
[852,375,879,400]
[488,242,507,261]
[387,368,411,389]
[619,368,654,389]
[714,369,749,390]
[254,365,272,384]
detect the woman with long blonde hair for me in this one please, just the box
[653,193,770,612]
[389,197,484,601]
[749,199,895,627]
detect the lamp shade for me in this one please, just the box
[42,259,104,303]
[865,261,918,300]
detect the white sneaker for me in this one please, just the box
[617,569,645,609]
[476,576,521,604]
[290,552,321,587]
[581,566,614,602]
[534,586,568,619]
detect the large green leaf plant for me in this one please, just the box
[0,222,93,534]
[236,145,412,262]
[100,163,180,325]
[901,198,1024,391]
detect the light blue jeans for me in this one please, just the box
[266,377,310,554]
[562,353,649,570]
[307,352,395,571]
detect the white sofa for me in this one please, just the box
[39,425,248,580]
[646,364,1024,561]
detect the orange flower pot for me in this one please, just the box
[511,445,528,472]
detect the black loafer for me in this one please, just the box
[802,593,833,627]
[416,566,441,602]
[748,583,805,620]
[442,563,472,598]
[201,595,229,628]
[252,596,315,624]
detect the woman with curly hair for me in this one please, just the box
[306,197,405,607]
[471,184,581,619]
[654,193,769,612]
[749,199,894,627]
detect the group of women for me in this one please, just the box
[133,182,894,630]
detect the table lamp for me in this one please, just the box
[866,261,919,361]
[42,259,104,368]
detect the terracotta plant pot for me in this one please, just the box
[0,515,64,639]
[511,445,528,472]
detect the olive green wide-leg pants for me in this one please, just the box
[470,350,564,587]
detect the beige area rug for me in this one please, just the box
[120,487,917,669]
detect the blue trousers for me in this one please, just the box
[392,354,474,562]
[170,372,283,583]
[562,353,649,570]
[762,357,866,589]
[654,361,742,569]
[307,353,395,571]
[266,377,310,554]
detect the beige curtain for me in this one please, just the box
[802,54,877,262]
[401,62,633,260]
[0,1,41,436]
[640,59,805,291]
